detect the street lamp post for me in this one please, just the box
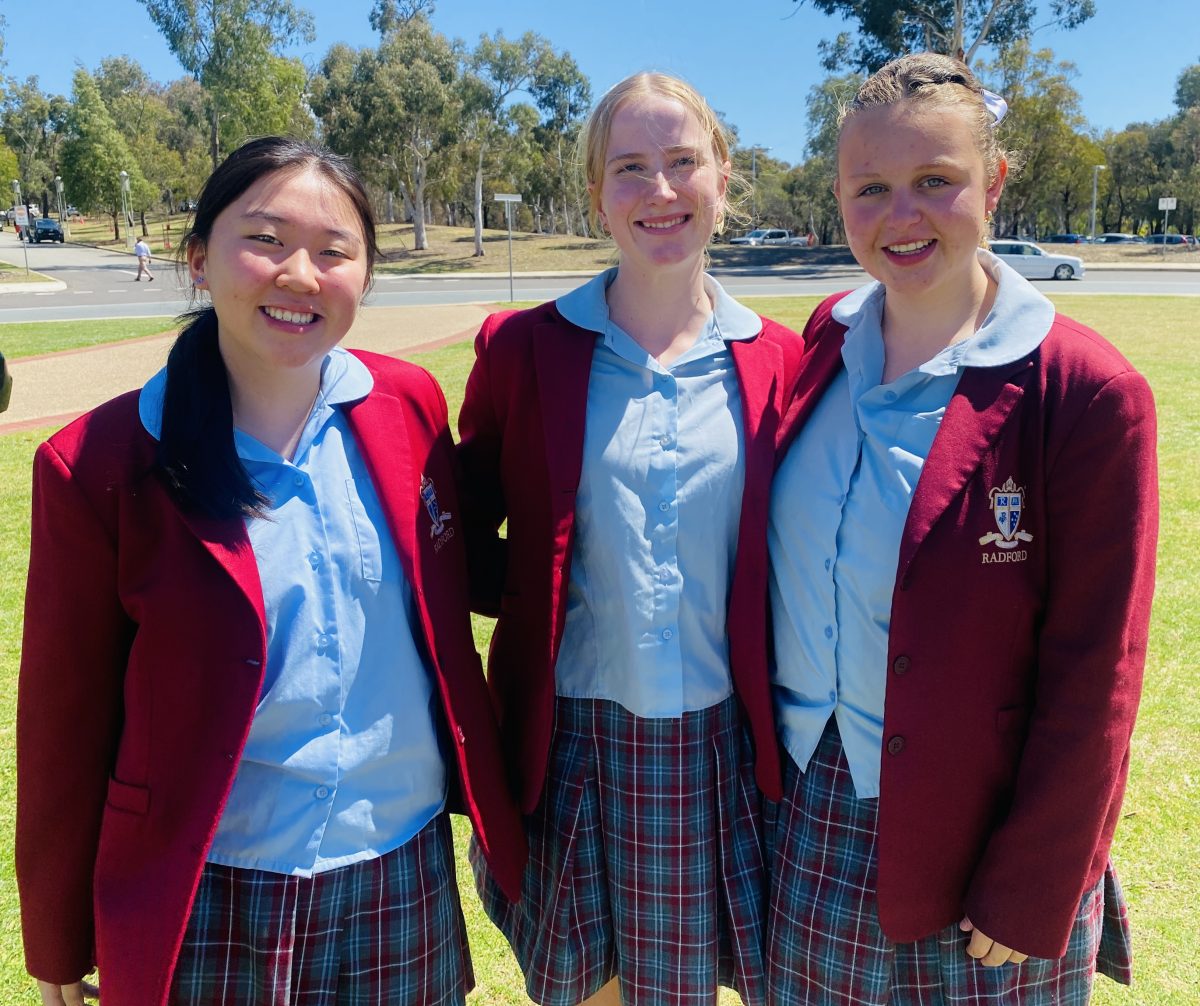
[750,146,771,227]
[1089,164,1107,243]
[11,179,30,274]
[54,175,68,241]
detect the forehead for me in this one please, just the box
[225,167,365,236]
[606,93,709,151]
[838,100,983,173]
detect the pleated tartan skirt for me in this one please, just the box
[168,813,473,1005]
[764,719,1133,1006]
[471,694,769,1006]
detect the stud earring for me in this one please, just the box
[194,274,205,286]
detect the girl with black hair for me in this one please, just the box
[17,136,524,1006]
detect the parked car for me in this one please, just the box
[1093,233,1144,243]
[1144,233,1187,245]
[988,240,1084,280]
[1043,233,1086,244]
[31,217,65,243]
[729,227,805,246]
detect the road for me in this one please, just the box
[2,233,1199,323]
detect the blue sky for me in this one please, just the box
[3,0,1196,165]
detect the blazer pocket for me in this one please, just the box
[106,776,151,815]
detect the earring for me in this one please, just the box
[980,211,994,250]
[194,274,205,286]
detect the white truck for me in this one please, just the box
[729,227,808,246]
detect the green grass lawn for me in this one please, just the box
[0,295,1194,1003]
[0,318,176,359]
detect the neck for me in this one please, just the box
[226,362,323,460]
[607,260,713,365]
[880,260,996,383]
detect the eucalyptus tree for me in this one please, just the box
[792,0,1096,71]
[311,15,459,250]
[529,50,591,235]
[60,70,154,239]
[0,77,69,214]
[136,0,315,168]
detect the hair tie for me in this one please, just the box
[982,89,1008,126]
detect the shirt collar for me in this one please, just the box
[139,344,373,443]
[832,248,1055,376]
[556,266,762,344]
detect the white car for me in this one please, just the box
[988,240,1084,280]
[729,228,804,246]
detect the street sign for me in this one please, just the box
[493,193,523,302]
[1159,197,1177,210]
[493,193,522,203]
[13,206,29,227]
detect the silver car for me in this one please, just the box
[988,240,1084,280]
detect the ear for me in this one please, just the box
[986,157,1008,213]
[718,158,731,199]
[187,239,207,285]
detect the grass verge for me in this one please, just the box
[0,319,177,359]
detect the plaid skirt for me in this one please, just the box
[764,720,1134,1006]
[471,695,769,1006]
[169,813,473,1005]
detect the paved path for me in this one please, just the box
[0,303,493,435]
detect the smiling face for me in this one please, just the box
[836,99,1006,305]
[593,92,729,276]
[187,166,369,387]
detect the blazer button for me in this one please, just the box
[892,655,911,675]
[886,735,906,755]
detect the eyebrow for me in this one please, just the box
[241,209,360,244]
[605,144,700,167]
[844,159,964,180]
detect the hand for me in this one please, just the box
[36,979,99,1005]
[959,917,1030,967]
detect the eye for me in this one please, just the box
[920,176,950,189]
[615,162,643,175]
[321,247,352,259]
[857,183,886,197]
[672,154,697,169]
[248,233,282,245]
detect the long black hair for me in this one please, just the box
[157,136,378,520]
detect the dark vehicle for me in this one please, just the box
[1145,233,1187,245]
[1044,233,1086,244]
[1094,233,1145,244]
[31,218,65,243]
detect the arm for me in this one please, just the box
[17,442,132,984]
[963,369,1159,958]
[456,320,510,615]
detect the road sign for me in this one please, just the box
[493,193,523,301]
[493,193,522,203]
[14,206,29,227]
[1159,197,1177,210]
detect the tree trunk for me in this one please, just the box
[209,105,220,172]
[412,158,429,251]
[111,211,120,242]
[386,191,395,224]
[473,151,485,257]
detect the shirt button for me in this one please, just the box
[661,628,673,640]
[893,655,911,676]
[884,390,897,402]
[308,551,322,569]
[315,786,330,799]
[659,434,671,447]
[658,501,671,512]
[317,633,331,648]
[824,558,832,571]
[886,736,906,755]
[824,625,834,639]
[318,713,332,726]
[293,474,304,487]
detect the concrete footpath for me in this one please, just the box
[0,303,492,435]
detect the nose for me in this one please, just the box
[888,188,922,225]
[646,170,677,203]
[277,248,320,292]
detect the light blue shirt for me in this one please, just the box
[553,268,761,718]
[769,252,1055,796]
[140,347,446,876]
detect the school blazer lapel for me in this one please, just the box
[897,359,1033,579]
[533,320,594,508]
[175,507,267,632]
[731,335,781,509]
[344,390,420,595]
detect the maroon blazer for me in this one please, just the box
[457,301,805,813]
[16,351,526,1006]
[777,293,1159,958]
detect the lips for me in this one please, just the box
[262,306,317,325]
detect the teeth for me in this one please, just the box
[264,306,316,325]
[887,240,933,255]
[641,216,687,230]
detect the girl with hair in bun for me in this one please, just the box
[766,53,1158,1004]
[17,135,524,1006]
[458,72,804,1005]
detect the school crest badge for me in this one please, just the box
[979,477,1033,562]
[420,475,452,538]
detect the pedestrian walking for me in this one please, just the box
[134,236,154,281]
